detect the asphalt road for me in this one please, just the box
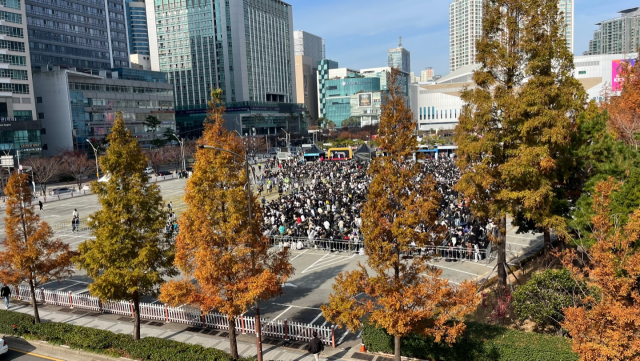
[3,348,62,360]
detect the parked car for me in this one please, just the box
[156,171,172,176]
[0,337,8,355]
[52,187,73,195]
[82,185,90,191]
[145,166,154,174]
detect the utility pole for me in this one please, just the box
[172,134,186,171]
[86,139,100,178]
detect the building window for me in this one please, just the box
[38,112,44,119]
[578,70,586,75]
[36,97,42,103]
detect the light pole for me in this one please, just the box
[86,139,100,178]
[197,144,264,361]
[280,128,291,149]
[171,134,186,172]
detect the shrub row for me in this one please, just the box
[0,310,255,361]
[362,321,578,361]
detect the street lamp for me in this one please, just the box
[171,133,186,172]
[86,139,100,178]
[197,144,264,361]
[280,128,291,149]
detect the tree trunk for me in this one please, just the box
[497,215,507,288]
[228,316,238,360]
[543,228,551,256]
[394,335,401,361]
[29,280,40,324]
[133,292,141,341]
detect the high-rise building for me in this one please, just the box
[150,0,295,108]
[0,0,41,156]
[294,31,325,67]
[149,0,299,138]
[586,8,640,55]
[294,31,324,122]
[126,0,151,69]
[558,0,574,53]
[421,67,434,82]
[449,0,483,73]
[449,0,574,72]
[26,0,130,70]
[388,37,410,73]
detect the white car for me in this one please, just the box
[145,167,154,174]
[0,337,7,355]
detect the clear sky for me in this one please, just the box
[288,0,639,77]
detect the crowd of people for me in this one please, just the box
[257,156,493,261]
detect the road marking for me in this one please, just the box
[271,306,292,321]
[356,330,362,339]
[310,312,323,325]
[282,283,297,288]
[320,321,327,327]
[427,263,479,277]
[300,253,330,273]
[338,330,349,344]
[271,303,321,310]
[302,254,356,274]
[290,249,308,261]
[8,348,64,360]
[74,288,89,294]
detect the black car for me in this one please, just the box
[156,171,172,176]
[52,187,73,195]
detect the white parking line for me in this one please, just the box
[271,303,321,310]
[290,250,308,261]
[302,254,356,274]
[338,330,349,344]
[300,253,330,273]
[272,306,292,321]
[310,312,324,325]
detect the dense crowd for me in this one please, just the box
[258,156,493,261]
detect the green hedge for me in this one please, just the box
[362,321,578,361]
[0,310,255,361]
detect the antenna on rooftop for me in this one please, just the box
[399,36,402,47]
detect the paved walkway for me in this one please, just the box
[4,298,385,361]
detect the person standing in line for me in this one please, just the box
[38,200,43,211]
[0,284,10,309]
[168,201,173,212]
[307,331,324,361]
[72,209,79,232]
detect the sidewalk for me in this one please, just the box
[4,298,380,361]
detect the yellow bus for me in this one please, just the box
[327,147,353,160]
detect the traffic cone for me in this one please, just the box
[360,343,367,353]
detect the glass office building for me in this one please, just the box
[388,37,410,73]
[126,1,150,56]
[26,0,130,70]
[323,77,382,126]
[151,0,296,137]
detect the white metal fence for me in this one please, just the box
[4,284,336,346]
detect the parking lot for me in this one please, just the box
[0,177,544,346]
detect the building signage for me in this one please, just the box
[20,143,40,149]
[342,81,367,87]
[612,59,636,91]
[0,118,19,122]
[358,93,372,108]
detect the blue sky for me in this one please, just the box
[288,0,639,77]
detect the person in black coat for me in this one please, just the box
[1,284,11,309]
[308,331,324,360]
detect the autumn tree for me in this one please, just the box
[75,111,177,341]
[0,172,77,323]
[321,68,478,361]
[144,115,164,148]
[24,155,64,194]
[607,57,640,150]
[143,147,167,173]
[60,150,95,190]
[561,178,640,360]
[159,90,293,359]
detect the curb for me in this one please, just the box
[4,335,123,361]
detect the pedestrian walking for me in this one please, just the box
[1,284,10,309]
[168,201,173,212]
[38,200,43,211]
[72,209,79,232]
[307,331,324,361]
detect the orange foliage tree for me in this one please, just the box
[561,178,640,360]
[159,90,293,359]
[607,57,640,150]
[0,173,77,323]
[321,68,479,361]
